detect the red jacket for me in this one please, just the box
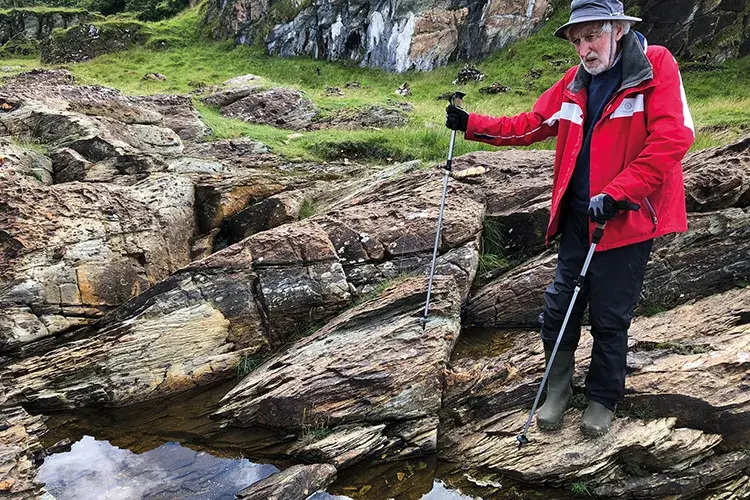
[465,32,694,251]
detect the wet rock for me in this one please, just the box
[40,22,147,64]
[235,463,337,500]
[683,134,750,211]
[215,276,461,469]
[0,171,194,350]
[0,402,48,499]
[0,138,53,184]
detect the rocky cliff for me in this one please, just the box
[204,0,552,72]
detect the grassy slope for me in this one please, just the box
[1,4,748,163]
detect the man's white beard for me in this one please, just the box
[581,51,610,75]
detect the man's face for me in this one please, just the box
[567,21,624,75]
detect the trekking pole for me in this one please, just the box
[420,91,466,330]
[517,201,639,448]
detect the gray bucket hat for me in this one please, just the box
[554,0,642,39]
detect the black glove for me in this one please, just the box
[588,194,617,223]
[445,104,469,132]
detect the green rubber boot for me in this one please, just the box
[537,347,575,430]
[580,400,615,437]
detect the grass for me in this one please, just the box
[617,401,658,420]
[235,354,263,378]
[570,481,594,497]
[474,217,513,284]
[353,272,419,306]
[1,1,747,163]
[297,197,317,220]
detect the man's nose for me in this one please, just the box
[577,43,591,59]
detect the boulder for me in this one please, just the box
[683,134,750,212]
[465,208,750,327]
[0,8,99,48]
[439,287,750,493]
[205,87,318,130]
[40,22,148,64]
[0,171,194,350]
[235,463,337,500]
[214,276,461,465]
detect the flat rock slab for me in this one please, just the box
[206,87,318,130]
[215,276,461,465]
[236,463,337,500]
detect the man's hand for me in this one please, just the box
[445,104,469,132]
[588,194,617,223]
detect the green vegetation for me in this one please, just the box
[475,217,513,284]
[2,1,748,163]
[570,481,594,497]
[0,0,188,20]
[235,354,263,378]
[353,272,419,306]
[617,401,658,420]
[297,197,318,220]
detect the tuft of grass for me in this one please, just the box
[353,272,419,306]
[570,392,588,410]
[235,354,263,378]
[299,425,333,445]
[570,481,594,497]
[617,401,658,420]
[298,197,317,220]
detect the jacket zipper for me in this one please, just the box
[644,197,658,232]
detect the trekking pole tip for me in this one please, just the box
[516,434,529,448]
[419,316,428,330]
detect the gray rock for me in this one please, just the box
[40,22,147,64]
[206,0,552,72]
[220,87,318,130]
[0,402,49,499]
[235,463,337,500]
[0,138,53,184]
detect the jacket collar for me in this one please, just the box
[568,30,653,94]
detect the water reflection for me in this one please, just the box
[38,436,279,500]
[309,480,477,500]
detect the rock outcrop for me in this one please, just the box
[215,276,462,464]
[439,287,750,496]
[0,392,48,499]
[624,0,750,63]
[40,21,148,64]
[205,0,552,72]
[0,171,194,351]
[235,463,337,500]
[0,8,99,50]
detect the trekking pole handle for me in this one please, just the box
[613,200,640,212]
[449,91,466,108]
[592,201,639,243]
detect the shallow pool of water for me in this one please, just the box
[35,329,566,499]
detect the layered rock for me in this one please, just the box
[0,138,53,184]
[40,21,148,64]
[201,86,318,130]
[0,171,194,351]
[205,0,552,72]
[439,287,750,495]
[215,276,461,465]
[235,463,337,500]
[625,0,750,62]
[0,402,48,499]
[0,8,98,48]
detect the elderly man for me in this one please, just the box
[446,0,694,436]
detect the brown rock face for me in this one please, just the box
[0,403,48,499]
[204,87,318,130]
[0,171,194,350]
[214,277,461,462]
[683,135,750,212]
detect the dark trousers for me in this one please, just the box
[540,210,652,410]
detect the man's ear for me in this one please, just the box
[614,23,626,42]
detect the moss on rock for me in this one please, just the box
[40,20,148,63]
